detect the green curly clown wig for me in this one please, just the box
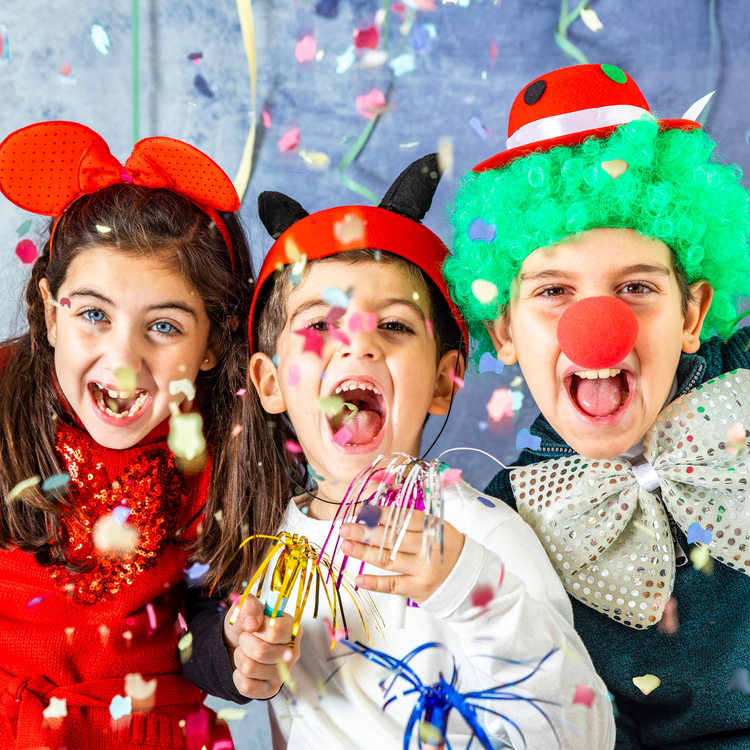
[444,117,750,360]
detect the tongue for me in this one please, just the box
[340,408,382,446]
[575,376,622,417]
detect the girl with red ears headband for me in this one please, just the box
[0,121,254,750]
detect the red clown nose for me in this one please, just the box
[557,296,639,370]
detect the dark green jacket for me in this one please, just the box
[486,328,750,750]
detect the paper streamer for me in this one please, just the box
[233,0,258,201]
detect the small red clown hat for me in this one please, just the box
[249,154,468,355]
[473,63,710,173]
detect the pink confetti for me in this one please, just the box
[572,684,596,708]
[212,742,234,750]
[15,239,37,264]
[236,388,247,396]
[449,369,464,389]
[333,426,352,446]
[489,40,498,62]
[486,388,514,423]
[425,319,434,338]
[328,326,350,345]
[185,707,210,748]
[295,35,317,64]
[294,327,324,356]
[348,312,377,333]
[146,602,157,634]
[323,617,347,643]
[656,597,679,635]
[355,88,386,119]
[441,468,463,485]
[231,424,242,437]
[285,440,304,454]
[353,26,379,50]
[278,128,300,153]
[60,298,71,308]
[58,61,72,77]
[177,612,187,631]
[470,583,494,608]
[371,469,395,485]
[262,109,272,128]
[288,364,300,387]
[228,593,241,606]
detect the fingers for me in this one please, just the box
[223,594,265,649]
[339,512,431,557]
[339,539,413,573]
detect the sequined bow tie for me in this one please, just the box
[509,369,750,630]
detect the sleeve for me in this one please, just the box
[418,489,616,750]
[182,587,252,705]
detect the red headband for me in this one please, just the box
[0,121,240,270]
[248,205,469,355]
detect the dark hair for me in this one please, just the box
[0,184,253,571]
[201,249,464,593]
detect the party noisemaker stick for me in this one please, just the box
[319,454,448,628]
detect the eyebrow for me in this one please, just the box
[68,289,198,320]
[289,296,426,324]
[520,263,671,283]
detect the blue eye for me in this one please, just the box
[84,310,106,323]
[152,321,176,335]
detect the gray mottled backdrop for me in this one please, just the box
[1,1,749,746]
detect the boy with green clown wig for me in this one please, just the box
[445,63,750,749]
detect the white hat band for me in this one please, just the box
[506,104,654,151]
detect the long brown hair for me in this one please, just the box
[0,184,253,570]
[199,249,464,594]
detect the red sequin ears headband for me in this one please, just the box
[0,121,240,271]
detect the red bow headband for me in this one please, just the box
[0,121,240,270]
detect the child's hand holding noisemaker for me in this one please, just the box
[339,508,465,604]
[223,594,302,699]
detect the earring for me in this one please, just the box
[203,357,209,364]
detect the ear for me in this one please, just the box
[249,352,287,414]
[378,153,441,223]
[428,349,465,416]
[682,280,713,353]
[485,316,518,365]
[38,278,57,347]
[257,191,309,240]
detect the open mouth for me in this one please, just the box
[328,379,387,448]
[90,382,150,420]
[568,368,632,418]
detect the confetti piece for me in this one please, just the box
[579,7,603,32]
[93,513,139,555]
[114,366,136,393]
[389,53,416,77]
[43,696,67,719]
[111,506,131,525]
[687,522,712,545]
[109,694,132,720]
[295,35,317,64]
[656,597,679,635]
[468,217,496,243]
[261,108,272,128]
[236,388,247,396]
[216,707,248,721]
[187,52,203,62]
[299,150,331,170]
[184,561,210,581]
[124,673,157,701]
[336,45,356,74]
[516,428,541,451]
[510,376,524,387]
[316,395,345,416]
[572,684,596,708]
[323,286,350,309]
[357,504,382,528]
[356,88,386,119]
[728,667,750,694]
[411,25,434,55]
[468,116,490,141]
[436,138,453,176]
[489,40,498,62]
[288,365,300,387]
[477,495,496,508]
[169,378,196,402]
[60,298,71,308]
[333,213,365,244]
[0,25,7,64]
[425,319,433,338]
[57,62,77,85]
[278,128,301,153]
[185,707,210,746]
[353,26,379,50]
[41,472,69,492]
[478,351,504,374]
[15,239,37,264]
[213,741,234,750]
[168,412,206,460]
[419,722,444,747]
[725,422,746,455]
[486,389,513,422]
[449,369,464,389]
[178,631,193,663]
[16,219,31,237]
[690,543,712,572]
[90,24,111,54]
[8,475,41,502]
[470,583,494,608]
[194,74,215,98]
[315,0,340,17]
[441,467,462,484]
[511,391,524,411]
[471,279,498,304]
[632,674,660,695]
[294,327,324,356]
[285,440,304,454]
[348,312,376,334]
[333,426,353,446]
[277,657,297,692]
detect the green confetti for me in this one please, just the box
[315,395,346,415]
[114,366,136,393]
[168,413,206,460]
[16,219,31,237]
[601,64,627,84]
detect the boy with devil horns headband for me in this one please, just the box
[445,64,750,749]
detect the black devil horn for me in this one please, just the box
[257,191,310,239]
[378,153,441,223]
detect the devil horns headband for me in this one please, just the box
[248,153,469,355]
[0,121,240,270]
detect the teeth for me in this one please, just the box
[92,383,148,418]
[107,389,118,398]
[574,368,621,379]
[334,380,381,396]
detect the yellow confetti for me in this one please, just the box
[333,214,365,245]
[579,7,603,32]
[472,279,498,304]
[168,412,206,460]
[7,475,41,502]
[92,514,139,555]
[690,543,713,573]
[285,237,302,262]
[632,674,660,695]
[510,376,524,388]
[437,138,454,176]
[168,378,196,402]
[419,721,444,746]
[399,141,420,149]
[113,366,136,394]
[217,707,248,721]
[178,632,193,663]
[65,626,75,645]
[299,150,331,170]
[277,657,296,693]
[315,395,345,415]
[95,224,112,234]
[124,673,157,701]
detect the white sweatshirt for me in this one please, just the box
[266,481,615,750]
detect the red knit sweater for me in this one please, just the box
[0,418,232,750]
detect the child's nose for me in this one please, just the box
[556,296,639,369]
[104,330,144,374]
[339,330,379,360]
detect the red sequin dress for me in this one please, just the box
[0,418,232,750]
